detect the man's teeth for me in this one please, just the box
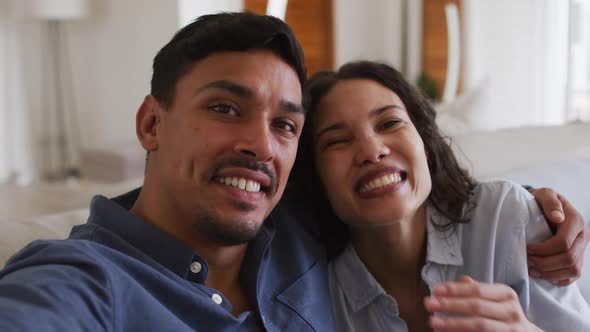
[217,177,261,193]
[360,173,402,193]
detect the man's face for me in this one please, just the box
[149,50,303,245]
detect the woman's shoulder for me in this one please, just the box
[466,179,550,242]
[473,179,533,204]
[471,179,536,222]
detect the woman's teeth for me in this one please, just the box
[217,177,261,193]
[360,173,402,193]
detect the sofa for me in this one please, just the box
[0,123,589,300]
[451,122,590,300]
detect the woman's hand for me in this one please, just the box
[527,188,588,285]
[424,276,542,332]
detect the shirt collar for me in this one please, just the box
[331,244,389,313]
[87,188,197,278]
[332,204,463,313]
[87,188,276,282]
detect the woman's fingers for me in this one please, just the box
[425,294,522,322]
[432,277,517,303]
[429,314,541,332]
[425,277,540,331]
[429,314,513,332]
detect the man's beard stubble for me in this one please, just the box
[192,201,263,246]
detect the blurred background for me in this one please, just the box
[0,0,589,219]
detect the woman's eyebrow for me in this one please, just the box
[315,123,346,142]
[369,104,405,118]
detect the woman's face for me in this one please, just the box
[313,79,432,227]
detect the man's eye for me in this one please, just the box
[274,120,297,134]
[209,103,238,116]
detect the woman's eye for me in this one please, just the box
[381,119,401,130]
[209,103,238,116]
[325,138,350,147]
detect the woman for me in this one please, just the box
[293,61,590,331]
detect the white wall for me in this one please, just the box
[333,0,422,82]
[177,0,242,28]
[65,0,178,148]
[462,0,569,129]
[334,0,403,68]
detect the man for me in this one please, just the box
[0,12,586,331]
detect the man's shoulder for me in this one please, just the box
[0,238,116,331]
[2,237,111,275]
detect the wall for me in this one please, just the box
[334,0,402,68]
[177,0,242,28]
[462,0,569,129]
[333,0,422,82]
[65,0,178,148]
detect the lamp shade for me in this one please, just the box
[12,0,91,20]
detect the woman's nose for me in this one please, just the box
[354,135,390,165]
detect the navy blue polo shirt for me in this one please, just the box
[0,188,334,331]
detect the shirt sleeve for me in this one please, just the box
[0,244,114,331]
[506,184,590,331]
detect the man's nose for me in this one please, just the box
[354,134,390,165]
[234,119,274,162]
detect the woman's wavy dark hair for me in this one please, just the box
[291,61,477,258]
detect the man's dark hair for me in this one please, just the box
[292,61,477,258]
[151,12,307,107]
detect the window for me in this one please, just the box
[568,0,590,121]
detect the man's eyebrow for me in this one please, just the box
[195,80,254,98]
[314,104,405,141]
[195,81,303,114]
[279,100,305,114]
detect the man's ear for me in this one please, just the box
[136,95,162,152]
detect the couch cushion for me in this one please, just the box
[0,209,88,268]
[492,157,590,302]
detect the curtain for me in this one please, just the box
[0,11,79,185]
[0,16,37,184]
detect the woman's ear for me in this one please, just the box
[136,95,161,152]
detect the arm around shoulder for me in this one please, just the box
[511,186,590,330]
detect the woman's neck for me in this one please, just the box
[350,204,428,291]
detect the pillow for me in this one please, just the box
[0,209,88,268]
[435,77,491,136]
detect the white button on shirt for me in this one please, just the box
[212,293,223,305]
[190,262,202,274]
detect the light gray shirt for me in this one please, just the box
[329,180,590,331]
